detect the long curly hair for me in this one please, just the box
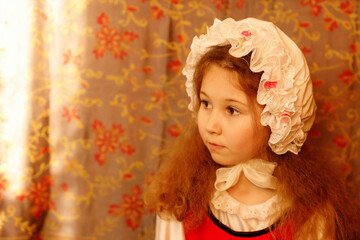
[146,45,356,239]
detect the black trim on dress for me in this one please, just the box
[208,210,277,237]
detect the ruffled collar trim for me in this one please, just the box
[210,191,279,220]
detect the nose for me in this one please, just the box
[206,111,222,135]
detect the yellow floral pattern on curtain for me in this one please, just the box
[0,0,359,239]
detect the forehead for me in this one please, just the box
[200,64,248,102]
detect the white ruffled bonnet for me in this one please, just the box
[183,18,317,155]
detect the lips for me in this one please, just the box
[208,142,225,150]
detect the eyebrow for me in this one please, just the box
[199,91,248,106]
[224,98,248,106]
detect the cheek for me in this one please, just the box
[248,125,270,155]
[245,128,257,143]
[229,121,256,146]
[196,111,206,138]
[231,121,267,154]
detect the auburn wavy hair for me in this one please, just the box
[146,45,356,239]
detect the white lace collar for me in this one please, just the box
[211,191,279,220]
[214,158,278,191]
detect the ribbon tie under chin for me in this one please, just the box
[214,158,278,191]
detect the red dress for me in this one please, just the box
[185,211,292,240]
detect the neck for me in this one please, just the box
[227,172,277,205]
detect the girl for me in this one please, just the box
[146,18,355,240]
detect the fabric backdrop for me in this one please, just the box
[0,0,359,239]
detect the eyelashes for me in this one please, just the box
[227,106,240,115]
[200,100,241,116]
[200,100,212,109]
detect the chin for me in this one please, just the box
[211,155,253,167]
[211,158,243,167]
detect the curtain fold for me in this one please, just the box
[0,0,359,239]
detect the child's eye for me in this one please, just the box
[201,100,212,109]
[227,106,240,115]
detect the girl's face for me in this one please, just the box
[197,64,268,166]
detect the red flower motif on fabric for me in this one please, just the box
[340,0,355,14]
[320,100,339,116]
[167,124,181,137]
[241,30,252,39]
[151,6,165,20]
[332,134,349,148]
[63,49,82,66]
[0,177,8,202]
[123,31,139,44]
[209,0,230,11]
[338,70,354,84]
[62,106,80,123]
[95,153,107,166]
[300,0,324,16]
[61,183,68,192]
[308,130,320,137]
[141,67,153,73]
[0,178,7,191]
[31,145,49,161]
[323,17,338,31]
[299,22,311,28]
[264,81,278,90]
[92,119,106,135]
[96,132,118,154]
[341,162,352,175]
[123,173,134,180]
[16,175,56,219]
[97,12,110,25]
[120,142,136,155]
[312,79,324,87]
[310,5,322,16]
[140,117,152,124]
[177,34,187,44]
[30,205,43,219]
[108,204,122,216]
[236,0,246,9]
[126,5,138,12]
[151,88,169,103]
[301,46,312,56]
[93,25,123,59]
[93,13,137,60]
[92,120,136,166]
[29,182,51,206]
[108,185,146,231]
[94,124,124,154]
[167,60,182,73]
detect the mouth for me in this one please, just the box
[207,142,225,150]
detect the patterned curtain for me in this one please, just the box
[0,0,359,239]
